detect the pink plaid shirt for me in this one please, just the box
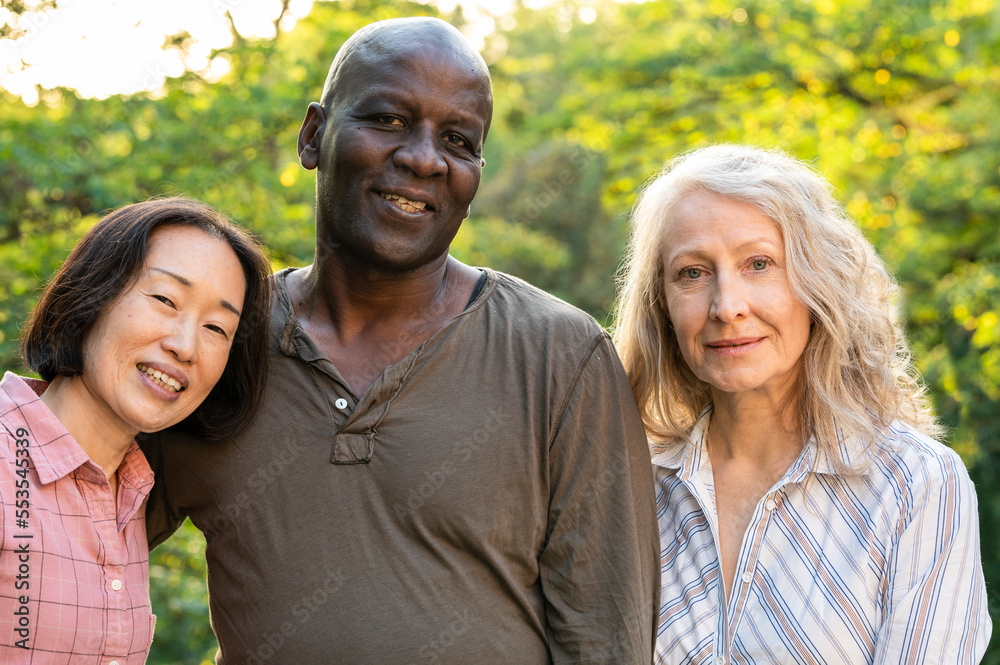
[0,372,155,664]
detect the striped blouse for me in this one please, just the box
[653,408,991,664]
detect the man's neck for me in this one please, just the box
[285,252,481,395]
[292,251,469,330]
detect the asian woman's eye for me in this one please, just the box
[152,294,174,307]
[205,324,229,338]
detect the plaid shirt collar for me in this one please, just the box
[1,372,154,528]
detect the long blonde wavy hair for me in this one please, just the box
[612,145,940,465]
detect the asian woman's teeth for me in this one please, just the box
[137,363,182,392]
[379,192,427,212]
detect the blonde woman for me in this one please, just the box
[614,145,991,663]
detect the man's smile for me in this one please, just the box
[378,191,430,212]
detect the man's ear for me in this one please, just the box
[297,102,326,170]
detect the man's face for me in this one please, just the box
[309,42,491,272]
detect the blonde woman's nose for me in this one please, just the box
[709,272,749,322]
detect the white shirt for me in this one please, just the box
[653,407,991,664]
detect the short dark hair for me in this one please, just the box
[20,197,274,441]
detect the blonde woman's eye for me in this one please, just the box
[751,259,769,270]
[682,268,702,279]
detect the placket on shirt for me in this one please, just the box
[676,433,730,665]
[280,308,423,465]
[75,461,136,662]
[703,446,813,665]
[671,416,817,665]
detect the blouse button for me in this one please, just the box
[742,571,753,584]
[110,661,120,665]
[335,398,348,410]
[765,499,777,511]
[111,579,122,591]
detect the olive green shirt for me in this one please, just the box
[142,267,658,664]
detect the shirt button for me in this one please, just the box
[716,657,725,665]
[765,499,777,511]
[111,579,122,591]
[335,398,348,410]
[742,571,753,584]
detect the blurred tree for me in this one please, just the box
[147,520,218,664]
[0,0,996,660]
[0,0,59,39]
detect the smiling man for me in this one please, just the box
[141,17,657,664]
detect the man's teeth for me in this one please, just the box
[379,192,427,212]
[137,363,182,392]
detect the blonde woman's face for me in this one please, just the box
[661,192,811,404]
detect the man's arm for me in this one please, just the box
[138,431,188,548]
[539,333,659,664]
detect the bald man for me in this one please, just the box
[142,17,658,664]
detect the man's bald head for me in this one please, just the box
[319,17,493,130]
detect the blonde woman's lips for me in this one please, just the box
[706,337,765,356]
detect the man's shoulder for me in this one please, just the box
[482,270,607,339]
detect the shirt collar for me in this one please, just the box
[113,440,155,531]
[803,428,879,476]
[274,268,313,361]
[1,373,154,500]
[1,372,91,484]
[648,402,875,482]
[273,266,500,363]
[649,404,712,481]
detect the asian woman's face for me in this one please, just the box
[79,225,246,435]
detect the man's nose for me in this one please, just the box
[393,127,447,178]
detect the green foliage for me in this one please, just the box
[148,520,218,664]
[1,0,997,660]
[0,212,96,365]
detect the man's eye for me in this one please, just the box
[444,133,469,148]
[377,115,404,126]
